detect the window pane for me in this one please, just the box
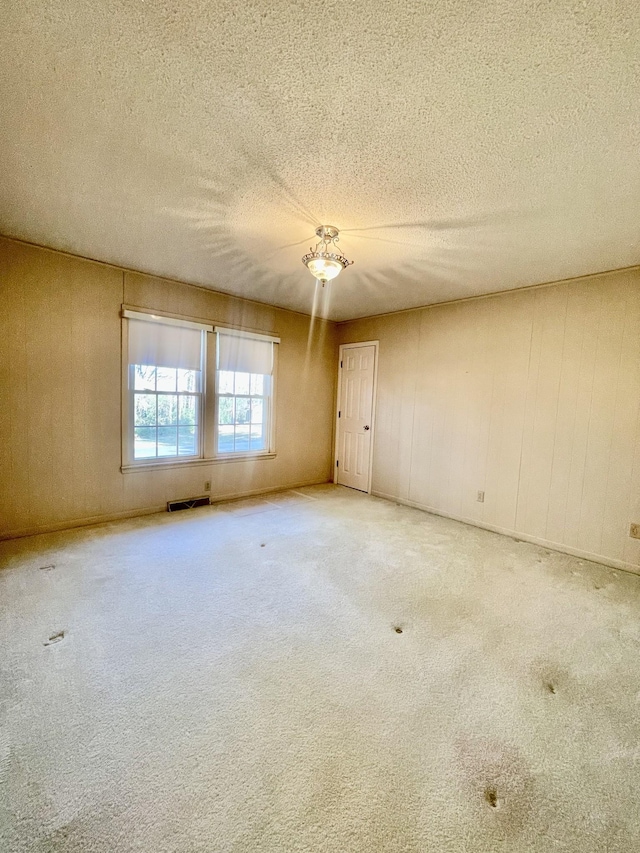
[235,372,250,395]
[250,374,264,395]
[219,397,234,425]
[157,426,178,456]
[178,395,198,425]
[177,368,199,392]
[234,424,250,452]
[250,398,263,424]
[217,424,234,454]
[135,394,157,426]
[157,394,178,426]
[178,426,197,456]
[134,426,157,458]
[250,423,266,451]
[235,397,250,424]
[218,370,234,394]
[156,367,177,392]
[134,365,156,391]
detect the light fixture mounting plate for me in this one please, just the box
[315,225,339,240]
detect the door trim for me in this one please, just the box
[334,340,379,494]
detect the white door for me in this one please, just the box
[336,343,377,492]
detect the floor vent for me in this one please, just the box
[167,496,211,513]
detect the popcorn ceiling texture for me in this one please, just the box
[0,1,639,320]
[2,486,640,851]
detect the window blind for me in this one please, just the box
[127,314,210,371]
[216,329,278,375]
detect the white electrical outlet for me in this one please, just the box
[630,523,640,540]
[204,481,211,492]
[477,490,485,503]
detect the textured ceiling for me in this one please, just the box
[1,1,639,321]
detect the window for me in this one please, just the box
[122,311,278,468]
[215,329,276,455]
[124,312,212,463]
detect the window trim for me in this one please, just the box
[123,309,213,333]
[213,326,281,345]
[121,309,279,472]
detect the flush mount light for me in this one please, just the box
[302,225,353,286]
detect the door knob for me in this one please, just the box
[364,425,370,430]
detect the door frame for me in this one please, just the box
[334,340,379,494]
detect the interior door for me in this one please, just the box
[336,344,376,492]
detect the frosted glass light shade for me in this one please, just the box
[301,226,353,284]
[305,255,344,281]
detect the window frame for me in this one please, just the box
[212,326,278,460]
[121,309,279,471]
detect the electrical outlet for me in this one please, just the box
[630,523,640,540]
[204,481,211,492]
[477,490,485,503]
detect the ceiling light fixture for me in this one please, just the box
[302,225,353,286]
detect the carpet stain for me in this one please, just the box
[44,631,65,646]
[485,785,499,808]
[40,817,87,852]
[456,737,534,833]
[531,660,571,699]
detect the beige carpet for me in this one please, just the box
[1,485,640,852]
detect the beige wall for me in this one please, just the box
[338,270,640,571]
[3,234,639,571]
[0,237,337,538]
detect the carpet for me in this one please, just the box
[1,485,639,851]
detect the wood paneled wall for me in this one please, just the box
[0,237,337,538]
[3,234,638,570]
[338,270,640,571]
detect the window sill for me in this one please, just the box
[121,452,276,473]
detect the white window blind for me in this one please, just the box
[128,318,204,370]
[215,329,279,375]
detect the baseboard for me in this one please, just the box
[0,478,332,541]
[372,490,640,576]
[0,505,167,542]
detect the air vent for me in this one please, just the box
[167,495,210,513]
